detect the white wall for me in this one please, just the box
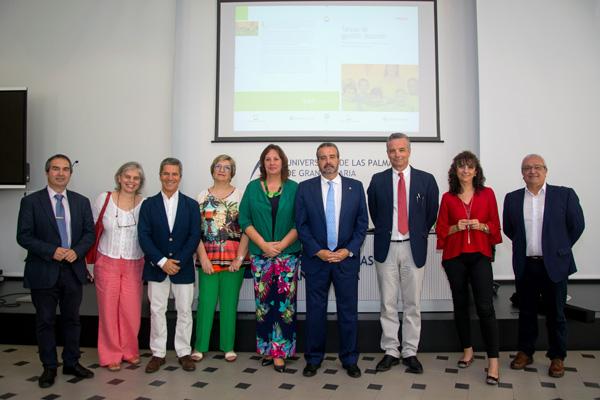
[0,0,176,276]
[477,0,600,279]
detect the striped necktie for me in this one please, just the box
[54,193,69,247]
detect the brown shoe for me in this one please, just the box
[548,358,565,378]
[510,351,533,370]
[178,355,196,372]
[145,356,165,373]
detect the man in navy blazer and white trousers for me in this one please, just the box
[503,154,584,378]
[367,133,439,374]
[295,142,368,378]
[17,154,96,388]
[138,157,201,373]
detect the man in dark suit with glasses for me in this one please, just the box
[17,154,95,388]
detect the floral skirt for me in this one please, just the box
[251,254,299,358]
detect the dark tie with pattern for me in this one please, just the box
[54,194,69,247]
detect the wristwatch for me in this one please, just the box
[348,251,354,258]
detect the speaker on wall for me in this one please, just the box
[0,87,27,188]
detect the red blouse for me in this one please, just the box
[436,186,502,261]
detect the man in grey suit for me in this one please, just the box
[367,133,439,374]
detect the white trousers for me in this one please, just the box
[148,278,194,358]
[376,241,424,358]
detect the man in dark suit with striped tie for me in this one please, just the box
[17,154,95,388]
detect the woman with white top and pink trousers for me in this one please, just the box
[92,162,145,371]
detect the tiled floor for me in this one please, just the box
[0,346,599,400]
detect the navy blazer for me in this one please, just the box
[503,184,585,283]
[16,188,95,289]
[367,167,439,266]
[295,175,368,273]
[138,192,201,284]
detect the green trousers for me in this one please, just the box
[194,268,245,352]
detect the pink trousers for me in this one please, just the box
[94,254,144,366]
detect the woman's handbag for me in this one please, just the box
[85,192,111,264]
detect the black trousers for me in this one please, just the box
[443,252,499,358]
[516,257,567,360]
[30,266,83,369]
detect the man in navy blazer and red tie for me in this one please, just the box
[138,157,201,373]
[367,133,439,374]
[295,143,368,378]
[17,154,96,388]
[503,154,584,378]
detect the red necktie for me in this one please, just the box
[398,172,408,234]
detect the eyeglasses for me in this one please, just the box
[116,208,137,228]
[214,164,232,172]
[521,165,546,172]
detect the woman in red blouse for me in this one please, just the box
[436,151,501,385]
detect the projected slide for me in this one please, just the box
[217,1,438,141]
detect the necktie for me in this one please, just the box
[398,173,408,235]
[326,181,337,251]
[54,194,69,247]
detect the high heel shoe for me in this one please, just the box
[273,358,286,373]
[486,361,500,385]
[261,357,274,366]
[457,358,473,368]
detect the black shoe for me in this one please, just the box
[261,357,274,367]
[63,363,94,379]
[38,367,57,388]
[273,359,286,373]
[486,374,499,385]
[343,364,362,378]
[402,356,423,374]
[376,354,400,372]
[302,363,321,377]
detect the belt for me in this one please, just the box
[526,256,543,261]
[390,239,410,243]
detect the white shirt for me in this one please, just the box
[47,186,71,247]
[321,174,342,238]
[391,165,411,240]
[158,190,179,267]
[93,192,144,260]
[161,190,179,232]
[523,183,546,257]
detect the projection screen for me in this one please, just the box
[216,0,439,142]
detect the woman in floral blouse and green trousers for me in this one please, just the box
[191,155,249,363]
[239,144,301,373]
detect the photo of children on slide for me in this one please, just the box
[341,64,418,112]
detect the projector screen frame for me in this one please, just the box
[214,0,441,143]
